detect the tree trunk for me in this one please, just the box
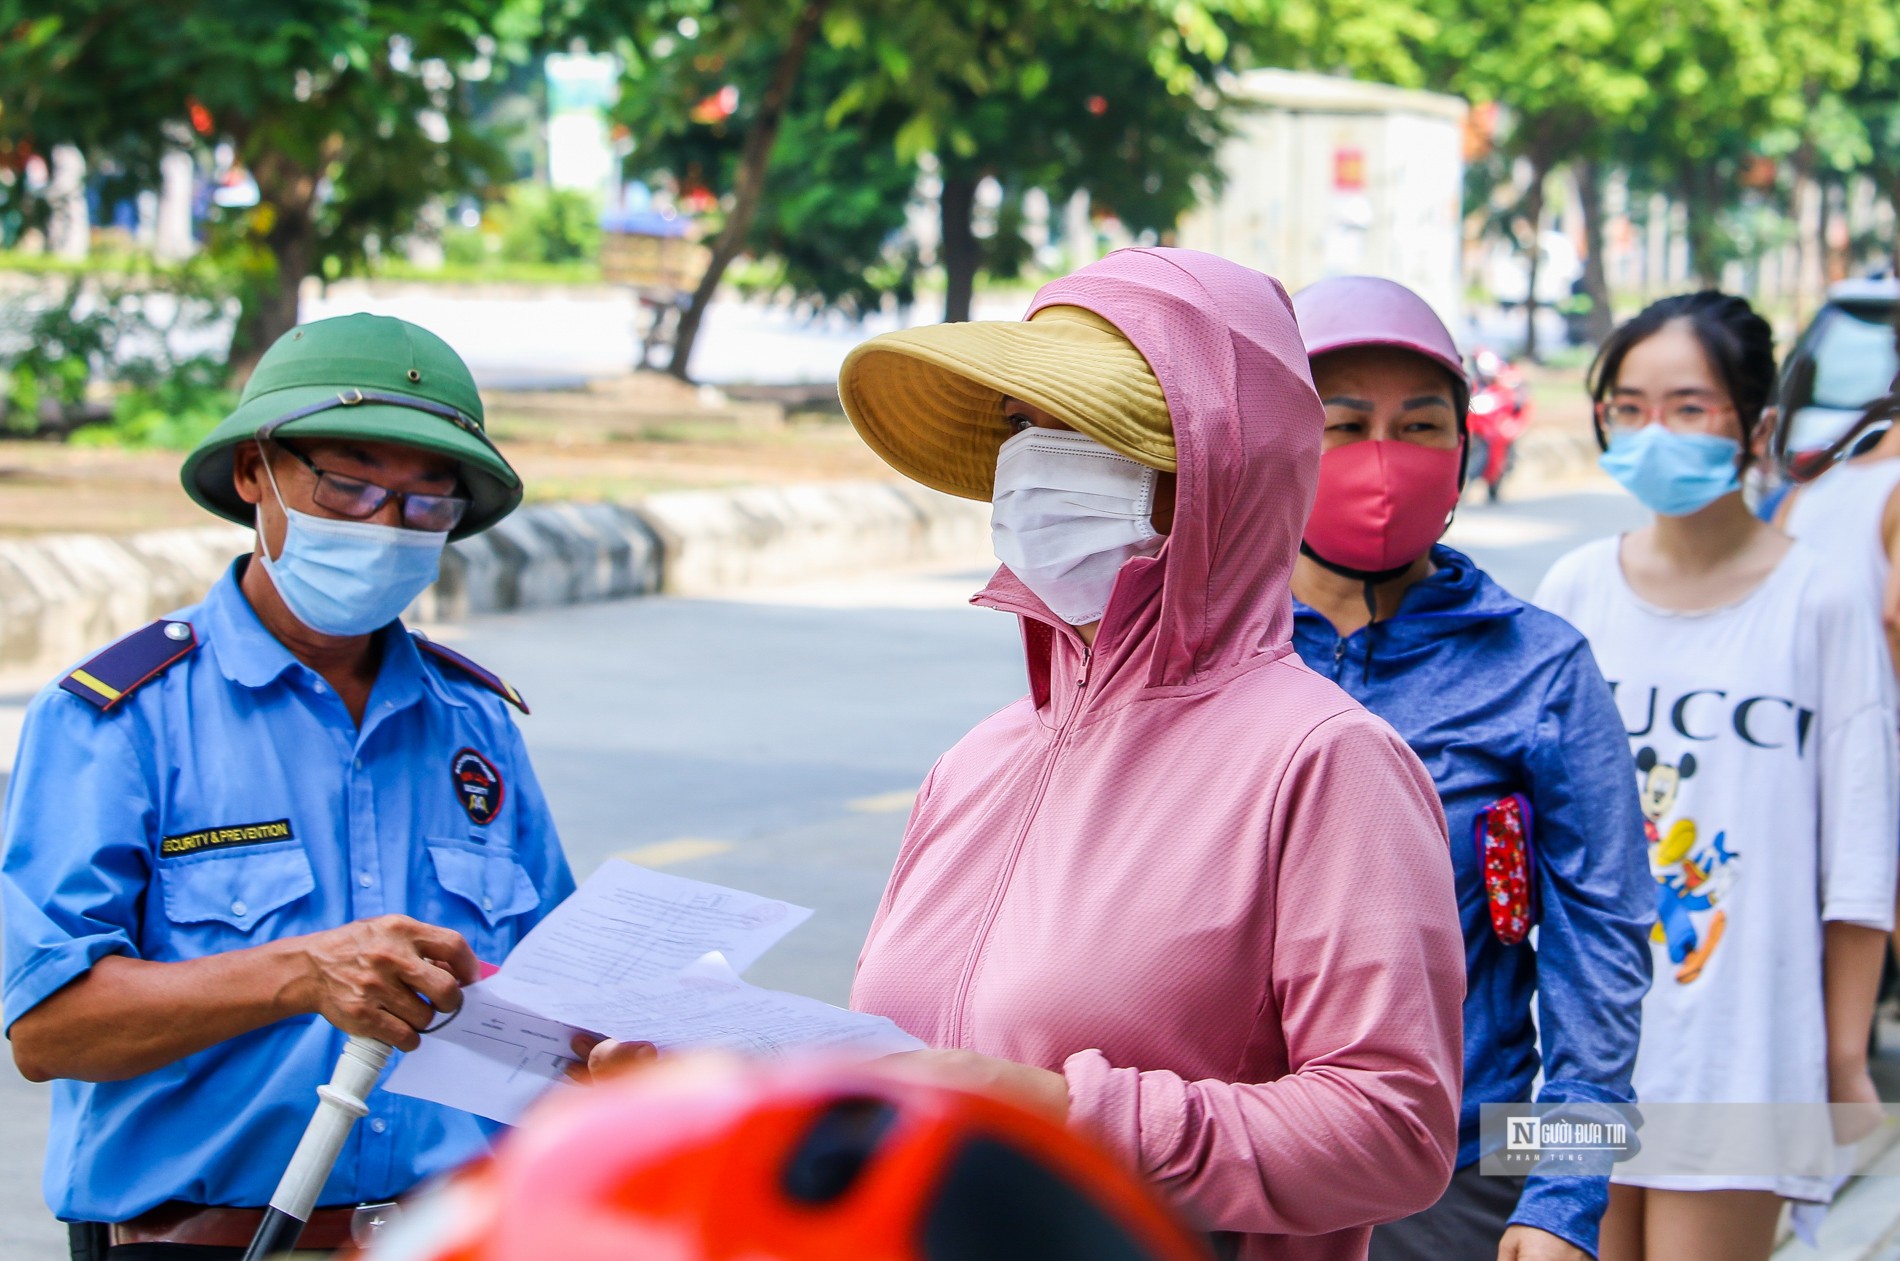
[228,149,326,385]
[1680,161,1723,289]
[666,0,827,382]
[1522,161,1547,363]
[1575,158,1615,344]
[1889,173,1900,273]
[939,172,979,323]
[1789,138,1818,323]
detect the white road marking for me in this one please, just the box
[847,789,917,814]
[617,837,736,867]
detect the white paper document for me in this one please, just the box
[559,950,925,1059]
[383,984,584,1124]
[484,860,813,1008]
[385,861,923,1124]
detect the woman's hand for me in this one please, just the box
[891,1048,1070,1123]
[1497,1225,1589,1261]
[563,1033,658,1085]
[1828,1053,1884,1145]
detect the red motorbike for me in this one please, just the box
[1466,348,1534,502]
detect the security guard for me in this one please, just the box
[1,315,575,1259]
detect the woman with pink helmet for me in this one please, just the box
[1288,276,1654,1261]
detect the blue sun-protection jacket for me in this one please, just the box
[1293,546,1653,1256]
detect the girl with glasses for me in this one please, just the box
[1535,292,1898,1261]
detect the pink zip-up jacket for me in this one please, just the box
[850,249,1465,1260]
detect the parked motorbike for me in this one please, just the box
[1466,347,1533,502]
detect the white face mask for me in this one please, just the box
[990,427,1163,626]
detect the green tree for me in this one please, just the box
[614,24,922,320]
[609,0,1245,380]
[1414,0,1648,357]
[1609,0,1893,294]
[583,0,835,379]
[826,0,1237,322]
[0,0,527,379]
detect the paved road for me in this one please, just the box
[0,487,1650,1255]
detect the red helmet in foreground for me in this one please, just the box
[356,1056,1213,1261]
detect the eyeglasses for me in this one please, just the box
[1597,398,1735,435]
[273,440,470,532]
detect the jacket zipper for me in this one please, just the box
[948,641,1091,1047]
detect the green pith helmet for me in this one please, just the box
[182,314,522,540]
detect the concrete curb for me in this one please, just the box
[0,482,990,684]
[637,481,990,596]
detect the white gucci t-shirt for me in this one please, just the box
[1537,537,1897,1198]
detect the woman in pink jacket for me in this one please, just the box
[837,248,1467,1261]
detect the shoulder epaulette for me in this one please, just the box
[412,633,529,714]
[59,619,199,712]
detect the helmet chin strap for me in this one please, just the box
[1298,540,1417,589]
[1299,541,1424,684]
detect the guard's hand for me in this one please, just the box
[291,916,478,1051]
[1498,1225,1589,1261]
[563,1033,659,1084]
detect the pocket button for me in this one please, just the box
[231,900,248,917]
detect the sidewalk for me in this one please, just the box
[0,372,887,538]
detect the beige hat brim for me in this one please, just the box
[837,306,1174,501]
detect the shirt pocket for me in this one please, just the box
[425,838,541,957]
[158,843,318,940]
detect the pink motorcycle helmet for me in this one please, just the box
[1292,275,1473,584]
[1291,276,1470,419]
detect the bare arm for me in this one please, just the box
[10,916,477,1083]
[1823,920,1888,1142]
[1878,484,1900,677]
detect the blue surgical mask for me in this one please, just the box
[1599,425,1742,517]
[255,444,447,637]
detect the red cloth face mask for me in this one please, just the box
[1302,440,1463,575]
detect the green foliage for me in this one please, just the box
[0,258,240,442]
[75,358,235,451]
[617,33,922,315]
[0,0,528,363]
[0,283,110,429]
[436,183,606,271]
[5,0,1899,385]
[499,185,604,265]
[616,0,1237,316]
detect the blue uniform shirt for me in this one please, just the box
[1,562,575,1222]
[1293,547,1652,1257]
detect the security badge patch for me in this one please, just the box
[452,748,504,825]
[162,819,295,858]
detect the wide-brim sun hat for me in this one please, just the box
[837,305,1174,501]
[181,313,522,540]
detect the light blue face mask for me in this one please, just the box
[1598,425,1743,517]
[255,443,448,637]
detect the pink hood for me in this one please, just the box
[851,249,1464,1259]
